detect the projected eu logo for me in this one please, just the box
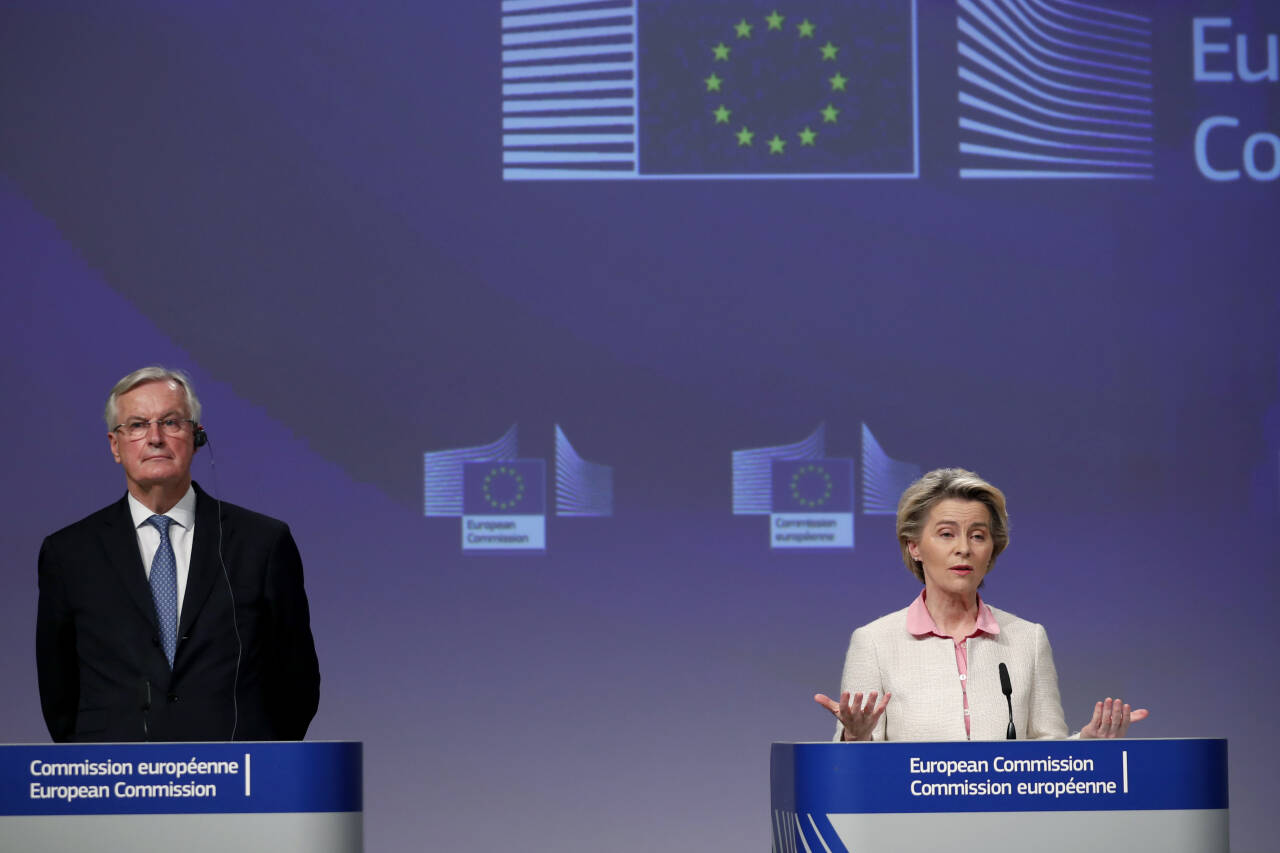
[501,1,919,180]
[463,460,547,550]
[771,459,853,548]
[732,423,921,550]
[424,425,613,552]
[956,0,1155,179]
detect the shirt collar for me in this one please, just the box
[127,484,197,531]
[906,589,1000,639]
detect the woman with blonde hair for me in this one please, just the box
[814,468,1147,741]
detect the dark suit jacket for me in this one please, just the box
[36,482,320,742]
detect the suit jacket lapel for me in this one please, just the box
[179,483,222,641]
[101,495,161,630]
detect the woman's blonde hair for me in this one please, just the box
[896,468,1009,583]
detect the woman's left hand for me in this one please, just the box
[1079,697,1149,738]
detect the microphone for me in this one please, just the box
[999,663,1015,740]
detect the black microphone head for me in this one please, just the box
[999,662,1012,696]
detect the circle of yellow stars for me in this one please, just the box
[790,464,834,508]
[702,10,847,156]
[483,465,527,511]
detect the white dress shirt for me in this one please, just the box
[127,485,197,619]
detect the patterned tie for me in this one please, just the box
[146,515,179,667]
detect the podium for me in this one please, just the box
[0,741,362,853]
[771,739,1227,853]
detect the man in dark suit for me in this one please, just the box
[36,367,319,742]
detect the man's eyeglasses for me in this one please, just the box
[113,418,198,441]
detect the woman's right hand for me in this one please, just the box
[814,690,892,742]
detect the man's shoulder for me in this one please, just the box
[44,497,128,545]
[215,500,290,532]
[197,486,289,535]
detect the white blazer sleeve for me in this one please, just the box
[1026,622,1069,739]
[834,626,888,742]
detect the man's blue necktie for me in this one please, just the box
[146,515,178,667]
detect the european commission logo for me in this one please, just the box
[770,459,854,547]
[462,460,547,549]
[501,1,919,179]
[424,425,613,551]
[732,423,920,549]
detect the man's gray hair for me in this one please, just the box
[104,367,203,431]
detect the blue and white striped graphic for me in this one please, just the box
[772,808,842,853]
[503,0,639,180]
[424,425,518,516]
[861,422,920,515]
[957,0,1154,179]
[554,424,614,516]
[731,424,825,515]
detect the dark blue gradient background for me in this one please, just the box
[1,2,1277,850]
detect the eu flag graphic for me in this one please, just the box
[501,1,918,180]
[463,460,547,515]
[771,459,852,513]
[462,460,547,551]
[769,458,854,549]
